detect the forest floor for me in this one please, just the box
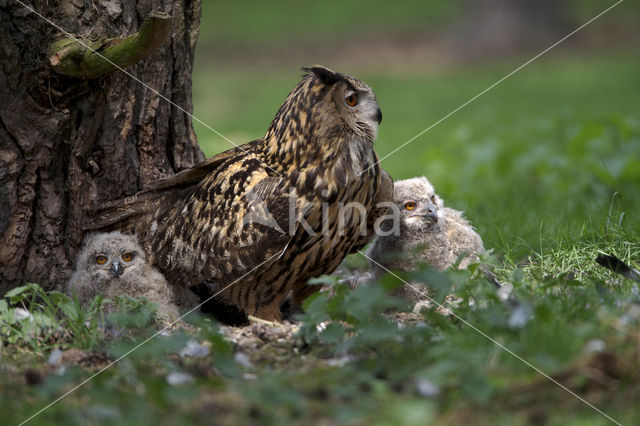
[2,243,639,426]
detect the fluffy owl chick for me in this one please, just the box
[67,232,181,324]
[366,177,484,302]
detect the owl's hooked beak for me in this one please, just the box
[110,260,123,278]
[374,107,382,124]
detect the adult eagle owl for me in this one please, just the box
[91,66,392,321]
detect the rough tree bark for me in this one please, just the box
[0,0,204,294]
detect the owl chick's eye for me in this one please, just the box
[431,195,436,203]
[121,252,135,262]
[404,201,417,211]
[345,93,358,107]
[95,255,108,265]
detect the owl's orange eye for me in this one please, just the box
[122,252,134,262]
[404,201,417,211]
[96,255,108,265]
[345,93,358,107]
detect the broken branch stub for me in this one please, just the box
[48,11,172,79]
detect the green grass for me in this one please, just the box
[3,244,639,424]
[197,0,640,50]
[198,0,461,49]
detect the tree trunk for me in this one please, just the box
[0,0,204,294]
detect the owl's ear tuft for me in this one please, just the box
[303,65,342,86]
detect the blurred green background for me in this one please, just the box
[192,0,640,261]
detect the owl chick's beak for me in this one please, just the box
[110,260,123,278]
[421,204,438,224]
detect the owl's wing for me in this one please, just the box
[145,148,242,191]
[376,169,394,209]
[351,168,394,252]
[150,172,295,286]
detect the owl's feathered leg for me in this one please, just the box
[278,282,323,322]
[292,283,322,310]
[253,302,283,323]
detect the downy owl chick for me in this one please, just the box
[67,231,182,323]
[366,176,484,303]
